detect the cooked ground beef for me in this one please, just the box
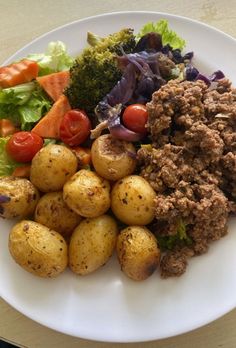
[137,78,236,277]
[157,53,176,78]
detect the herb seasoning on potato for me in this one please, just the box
[69,215,118,275]
[63,169,111,218]
[34,191,82,239]
[116,226,160,281]
[111,175,156,225]
[9,220,68,278]
[30,144,78,192]
[0,177,39,219]
[91,134,137,181]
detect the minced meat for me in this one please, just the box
[137,78,236,277]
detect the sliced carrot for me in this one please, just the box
[12,165,31,178]
[36,71,70,102]
[0,119,18,137]
[31,95,71,139]
[71,147,91,167]
[0,60,39,88]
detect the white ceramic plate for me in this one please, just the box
[1,11,236,343]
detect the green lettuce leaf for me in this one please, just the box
[137,19,186,50]
[27,41,74,76]
[18,87,52,130]
[0,82,52,130]
[0,137,20,176]
[43,138,57,146]
[0,82,36,125]
[0,82,35,105]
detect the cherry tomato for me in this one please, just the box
[59,109,91,146]
[122,104,148,134]
[6,131,43,163]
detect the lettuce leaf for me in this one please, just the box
[0,137,20,176]
[27,41,74,76]
[18,88,52,130]
[43,138,57,146]
[156,219,192,251]
[137,19,186,50]
[0,82,52,130]
[0,82,35,105]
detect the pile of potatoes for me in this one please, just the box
[1,136,161,281]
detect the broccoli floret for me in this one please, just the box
[65,28,136,115]
[87,28,136,55]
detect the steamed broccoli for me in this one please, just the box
[65,28,136,115]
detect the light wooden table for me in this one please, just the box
[1,1,236,347]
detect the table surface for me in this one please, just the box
[1,0,236,347]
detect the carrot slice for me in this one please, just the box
[36,71,70,102]
[0,119,18,137]
[12,165,31,178]
[0,60,39,88]
[31,95,71,139]
[71,147,91,167]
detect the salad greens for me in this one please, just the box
[0,40,76,176]
[0,137,20,176]
[43,138,57,146]
[0,82,52,130]
[27,41,74,76]
[137,19,186,50]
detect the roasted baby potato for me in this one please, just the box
[91,134,137,180]
[111,175,156,225]
[0,177,39,219]
[117,226,160,281]
[34,192,82,239]
[63,169,111,218]
[69,214,118,275]
[30,144,77,192]
[9,220,68,278]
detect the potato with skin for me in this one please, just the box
[30,144,77,192]
[34,192,82,239]
[111,175,156,225]
[9,220,68,278]
[0,177,39,219]
[69,215,118,275]
[91,134,137,181]
[63,169,110,218]
[117,226,160,281]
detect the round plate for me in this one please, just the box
[1,11,236,343]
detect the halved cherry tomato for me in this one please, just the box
[6,131,43,163]
[59,109,91,146]
[122,104,148,135]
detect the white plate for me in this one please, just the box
[1,11,236,343]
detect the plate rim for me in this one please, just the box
[2,10,236,66]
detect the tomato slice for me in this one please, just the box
[6,131,43,163]
[122,104,148,135]
[59,109,91,146]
